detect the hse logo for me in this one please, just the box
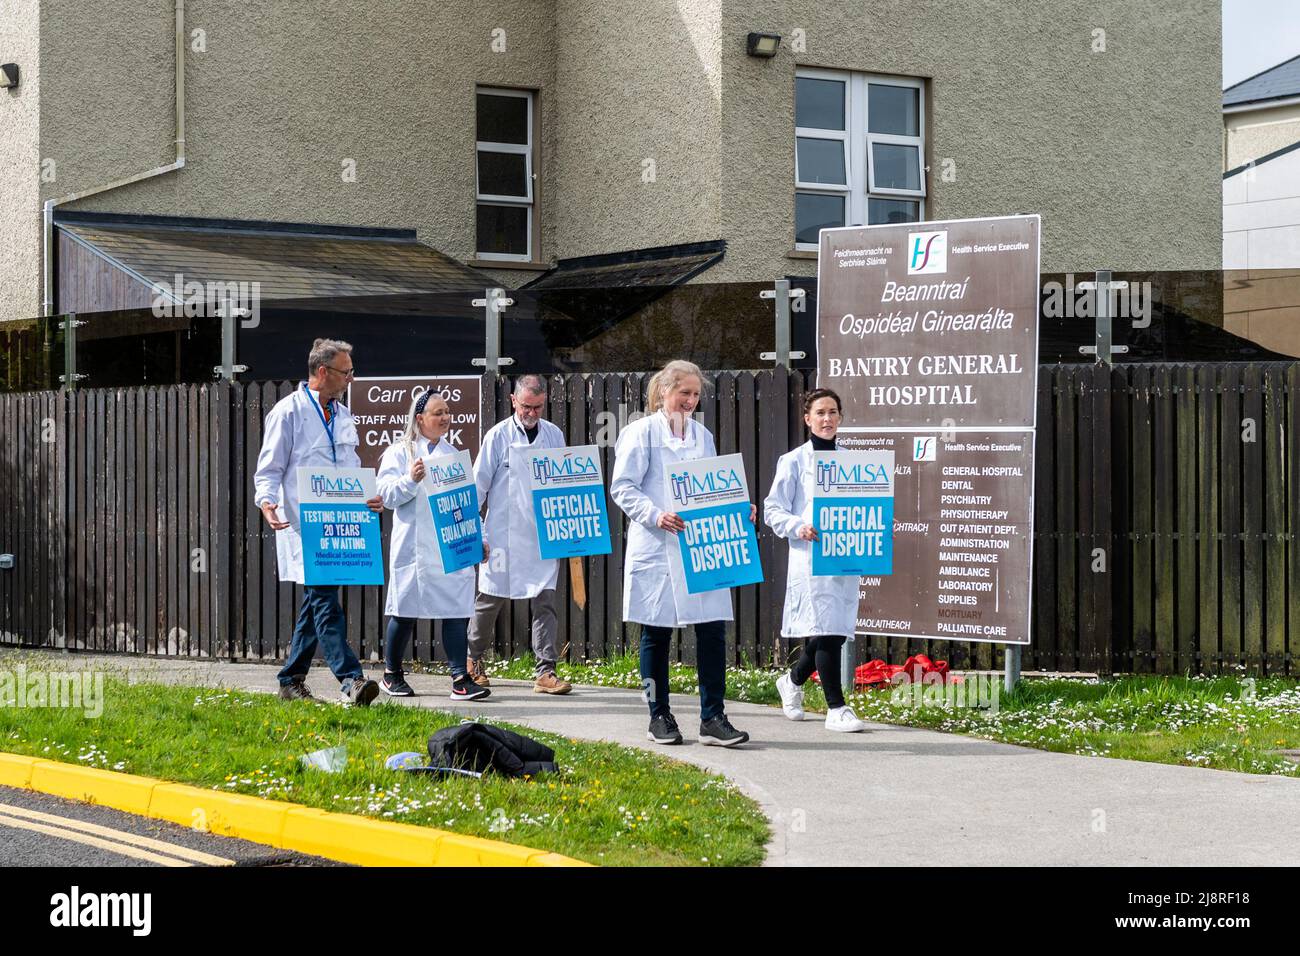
[907,230,947,275]
[310,474,365,496]
[913,437,937,462]
[670,467,743,506]
[427,460,467,485]
[531,453,599,485]
[815,460,892,493]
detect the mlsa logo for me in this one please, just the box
[907,230,947,275]
[531,454,599,485]
[311,474,364,496]
[913,437,937,462]
[427,460,467,485]
[670,467,742,506]
[815,460,892,493]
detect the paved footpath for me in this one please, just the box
[9,650,1300,866]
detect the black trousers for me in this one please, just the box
[790,635,848,709]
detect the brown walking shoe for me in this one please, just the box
[467,657,491,687]
[533,672,572,695]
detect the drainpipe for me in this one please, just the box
[42,0,187,316]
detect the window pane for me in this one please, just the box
[476,93,529,144]
[795,77,845,131]
[796,137,846,185]
[477,203,529,256]
[871,142,921,191]
[868,197,920,225]
[868,84,919,136]
[478,150,528,196]
[795,193,845,244]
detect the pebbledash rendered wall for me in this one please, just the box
[0,0,1222,323]
[713,0,1224,282]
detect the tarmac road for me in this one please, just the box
[0,785,340,867]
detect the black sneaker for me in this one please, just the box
[341,677,379,707]
[699,714,749,747]
[647,713,683,745]
[450,676,491,701]
[381,673,414,697]
[278,680,313,701]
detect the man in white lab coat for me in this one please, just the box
[466,375,573,695]
[253,338,383,706]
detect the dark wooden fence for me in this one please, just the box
[2,363,1297,676]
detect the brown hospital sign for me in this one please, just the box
[817,215,1040,645]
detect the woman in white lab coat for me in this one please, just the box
[376,389,490,700]
[763,387,868,732]
[610,360,755,748]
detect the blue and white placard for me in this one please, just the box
[421,449,483,574]
[522,444,612,560]
[663,453,763,594]
[811,450,895,576]
[296,467,384,585]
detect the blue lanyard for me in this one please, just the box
[303,384,337,465]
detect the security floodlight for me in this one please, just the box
[746,33,781,58]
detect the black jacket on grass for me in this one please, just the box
[427,723,557,777]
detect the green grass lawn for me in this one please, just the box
[0,663,769,867]
[489,653,1300,777]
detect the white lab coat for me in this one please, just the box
[610,411,735,628]
[376,435,475,619]
[763,441,859,638]
[474,414,565,599]
[253,384,362,585]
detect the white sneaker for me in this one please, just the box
[825,705,867,733]
[775,673,805,721]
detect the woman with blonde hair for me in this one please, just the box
[375,387,490,699]
[610,360,755,747]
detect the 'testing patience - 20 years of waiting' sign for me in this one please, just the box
[816,215,1040,646]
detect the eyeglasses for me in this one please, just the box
[325,365,356,379]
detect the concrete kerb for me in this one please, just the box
[0,751,587,868]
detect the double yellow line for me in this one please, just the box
[0,802,232,867]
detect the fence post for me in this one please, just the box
[759,279,807,368]
[471,288,517,373]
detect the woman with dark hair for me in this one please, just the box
[376,388,490,700]
[763,387,868,732]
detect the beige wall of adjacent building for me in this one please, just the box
[0,0,42,323]
[711,0,1223,284]
[2,0,1224,322]
[551,0,722,260]
[1224,102,1300,170]
[5,0,559,321]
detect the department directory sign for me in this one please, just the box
[817,215,1040,645]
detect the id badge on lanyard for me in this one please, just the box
[303,384,337,465]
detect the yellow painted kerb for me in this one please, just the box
[0,751,589,867]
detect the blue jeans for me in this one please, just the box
[640,621,727,722]
[278,585,363,688]
[385,616,468,679]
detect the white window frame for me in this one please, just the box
[476,87,534,262]
[795,69,926,251]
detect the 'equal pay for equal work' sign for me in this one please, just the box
[421,450,483,574]
[664,454,763,594]
[811,450,895,576]
[296,467,384,586]
[524,444,612,559]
